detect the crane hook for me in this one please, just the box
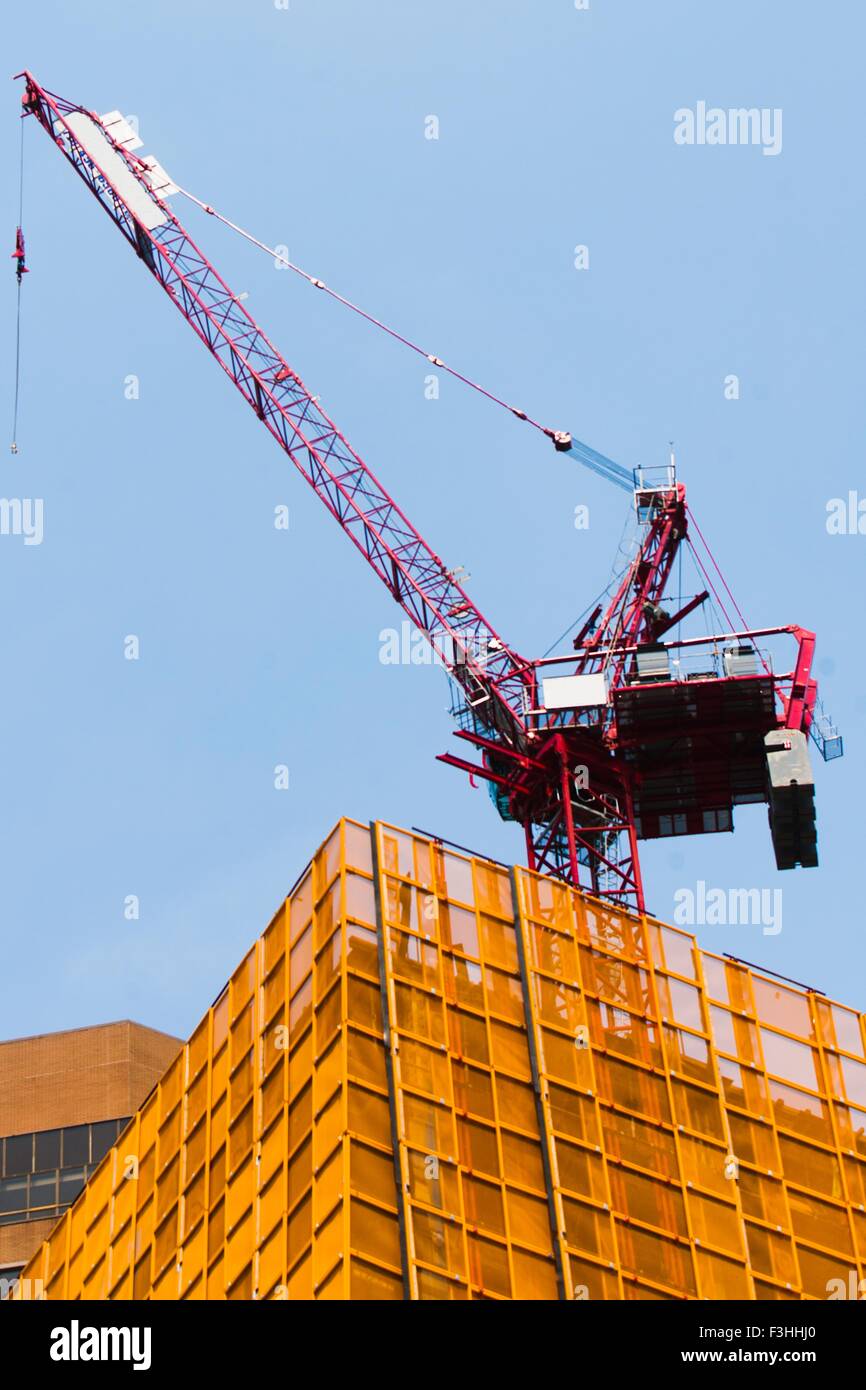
[11,226,28,286]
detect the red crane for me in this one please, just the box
[15,72,842,913]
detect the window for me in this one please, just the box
[59,1169,86,1206]
[0,1178,26,1216]
[0,1119,131,1225]
[29,1172,58,1210]
[4,1135,32,1177]
[34,1129,61,1170]
[62,1125,89,1167]
[90,1120,118,1164]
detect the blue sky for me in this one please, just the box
[2,0,863,1041]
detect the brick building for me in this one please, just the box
[0,1020,181,1285]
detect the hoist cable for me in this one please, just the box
[172,182,633,488]
[11,283,22,452]
[10,118,25,454]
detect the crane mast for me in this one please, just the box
[17,72,838,915]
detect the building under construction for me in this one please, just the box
[8,79,857,1303]
[16,819,866,1301]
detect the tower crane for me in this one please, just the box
[13,72,843,914]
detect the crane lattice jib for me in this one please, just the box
[18,73,531,743]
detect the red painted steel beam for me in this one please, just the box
[18,72,829,916]
[784,628,816,732]
[17,72,531,744]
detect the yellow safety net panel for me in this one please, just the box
[16,819,866,1301]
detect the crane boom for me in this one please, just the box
[17,72,531,745]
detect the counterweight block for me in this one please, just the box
[765,729,818,870]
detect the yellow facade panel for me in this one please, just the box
[16,818,866,1301]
